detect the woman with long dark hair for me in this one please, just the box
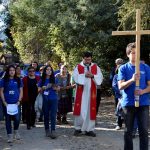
[38,65,59,139]
[0,65,23,143]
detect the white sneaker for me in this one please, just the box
[7,134,13,143]
[115,126,121,130]
[14,130,21,140]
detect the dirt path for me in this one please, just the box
[0,97,149,150]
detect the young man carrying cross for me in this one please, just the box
[118,42,150,150]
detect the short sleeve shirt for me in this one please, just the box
[0,78,23,104]
[118,62,150,107]
[38,78,57,100]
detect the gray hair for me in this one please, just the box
[115,58,123,65]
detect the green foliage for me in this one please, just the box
[118,0,150,65]
[118,0,150,30]
[8,0,150,71]
[9,0,122,67]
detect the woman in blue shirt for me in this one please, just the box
[0,65,23,143]
[38,65,59,139]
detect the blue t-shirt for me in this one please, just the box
[38,78,57,100]
[54,70,60,76]
[118,62,150,107]
[112,74,122,99]
[35,71,40,76]
[23,70,40,77]
[0,78,23,104]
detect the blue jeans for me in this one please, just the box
[3,105,21,134]
[122,106,149,150]
[42,95,58,132]
[0,99,4,121]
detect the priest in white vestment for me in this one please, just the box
[73,51,103,137]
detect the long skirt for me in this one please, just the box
[58,96,72,115]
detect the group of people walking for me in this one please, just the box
[0,62,75,141]
[0,42,150,150]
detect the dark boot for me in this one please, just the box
[62,116,69,124]
[74,130,82,136]
[85,131,96,137]
[57,113,62,125]
[45,130,51,137]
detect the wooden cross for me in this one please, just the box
[112,9,150,107]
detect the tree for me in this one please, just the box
[9,0,128,70]
[117,0,150,64]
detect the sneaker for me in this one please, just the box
[14,130,21,140]
[7,134,13,143]
[85,131,96,137]
[50,130,57,139]
[27,125,31,130]
[115,126,121,130]
[45,130,51,137]
[74,130,82,136]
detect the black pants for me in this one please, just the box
[115,98,123,127]
[96,89,101,115]
[26,101,36,127]
[22,102,27,123]
[122,106,149,150]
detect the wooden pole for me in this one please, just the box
[135,9,140,86]
[135,9,141,107]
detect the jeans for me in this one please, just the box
[122,106,149,150]
[0,99,4,121]
[42,95,58,132]
[3,105,21,134]
[22,101,28,123]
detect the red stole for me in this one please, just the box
[73,64,97,120]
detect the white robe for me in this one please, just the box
[73,61,103,132]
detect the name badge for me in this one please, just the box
[9,91,15,95]
[44,91,49,95]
